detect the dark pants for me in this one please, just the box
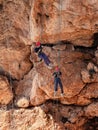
[38,52,50,65]
[54,78,63,93]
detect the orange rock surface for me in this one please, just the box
[30,0,98,46]
[0,0,98,129]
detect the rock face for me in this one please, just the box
[16,45,98,107]
[0,0,32,80]
[30,0,98,46]
[0,0,98,130]
[16,97,29,108]
[0,76,13,105]
[85,102,98,117]
[16,46,86,106]
[0,46,32,80]
[0,107,55,130]
[0,104,98,130]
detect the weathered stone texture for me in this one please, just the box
[30,0,98,46]
[0,0,98,130]
[0,76,13,105]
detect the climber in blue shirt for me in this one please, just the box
[34,42,53,69]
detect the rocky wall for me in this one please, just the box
[0,0,98,130]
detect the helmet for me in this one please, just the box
[36,42,41,46]
[55,66,59,71]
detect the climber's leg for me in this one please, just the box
[39,52,50,66]
[54,78,59,96]
[58,78,64,94]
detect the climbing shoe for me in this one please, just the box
[54,91,57,97]
[47,66,52,69]
[37,57,42,62]
[47,64,52,69]
[47,63,53,69]
[49,63,53,67]
[61,93,64,97]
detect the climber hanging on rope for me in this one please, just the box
[53,66,64,97]
[34,42,53,69]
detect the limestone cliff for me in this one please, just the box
[0,0,98,130]
[30,0,98,46]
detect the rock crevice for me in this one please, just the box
[0,0,98,129]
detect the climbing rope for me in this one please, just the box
[55,0,62,68]
[57,49,60,68]
[52,0,63,129]
[40,1,44,43]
